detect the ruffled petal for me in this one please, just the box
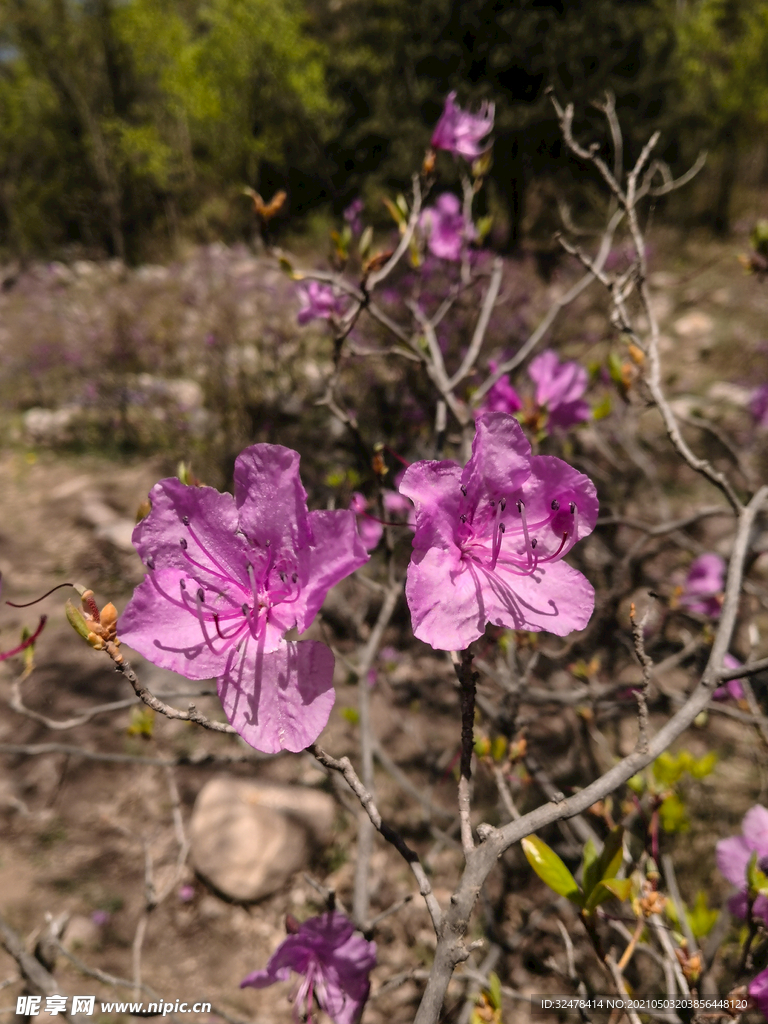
[119,572,233,680]
[218,639,335,753]
[716,835,752,887]
[240,935,313,988]
[513,455,599,558]
[461,412,532,510]
[405,546,487,650]
[234,445,311,550]
[295,510,369,632]
[133,478,248,588]
[400,460,463,550]
[482,557,595,636]
[743,805,768,856]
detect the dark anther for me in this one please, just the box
[460,514,467,524]
[265,539,271,547]
[490,499,495,508]
[499,523,506,534]
[180,538,188,549]
[516,499,524,512]
[180,579,186,590]
[292,573,298,584]
[551,499,560,511]
[500,498,506,511]
[569,502,576,514]
[197,588,205,602]
[531,538,537,548]
[146,555,155,570]
[182,515,190,526]
[241,603,249,616]
[460,485,467,496]
[279,572,286,583]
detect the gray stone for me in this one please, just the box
[189,776,335,902]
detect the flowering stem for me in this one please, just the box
[451,649,477,857]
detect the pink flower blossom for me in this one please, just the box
[297,282,345,326]
[750,967,768,1017]
[343,198,364,236]
[241,911,376,1024]
[482,359,522,416]
[419,193,475,262]
[716,805,768,926]
[119,446,369,753]
[399,412,598,650]
[528,350,591,430]
[679,553,725,619]
[712,653,745,701]
[431,91,495,160]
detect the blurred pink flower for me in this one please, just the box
[750,967,768,1017]
[431,91,495,160]
[679,553,726,619]
[712,653,745,701]
[528,350,591,430]
[419,193,475,262]
[119,445,369,753]
[399,412,598,650]
[343,199,364,236]
[178,885,195,902]
[482,359,522,416]
[241,911,376,1024]
[350,493,384,552]
[717,805,768,926]
[297,282,345,326]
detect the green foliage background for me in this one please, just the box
[1,0,767,260]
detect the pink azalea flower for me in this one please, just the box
[297,282,345,326]
[713,653,745,701]
[343,198,364,236]
[482,359,522,416]
[419,193,475,262]
[716,805,768,927]
[528,350,591,430]
[679,553,726,619]
[751,967,768,1017]
[399,412,598,650]
[119,445,369,753]
[431,91,495,160]
[241,911,376,1024]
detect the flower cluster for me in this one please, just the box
[241,912,376,1024]
[480,350,590,432]
[399,412,598,650]
[119,445,369,753]
[297,281,346,326]
[677,552,726,619]
[716,804,768,926]
[431,91,495,160]
[419,193,475,262]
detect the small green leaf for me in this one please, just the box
[585,877,633,912]
[522,835,583,905]
[598,825,625,883]
[592,394,612,420]
[488,971,502,1011]
[340,706,359,724]
[359,225,373,259]
[659,792,689,833]
[690,751,718,779]
[582,838,600,899]
[686,891,720,939]
[65,599,91,641]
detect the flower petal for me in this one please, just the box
[119,571,232,680]
[461,412,532,510]
[218,639,335,753]
[234,445,311,550]
[400,460,463,550]
[405,546,488,650]
[743,805,768,855]
[716,835,752,887]
[295,510,370,632]
[484,557,595,636]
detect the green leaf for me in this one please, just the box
[488,972,502,1011]
[581,838,601,899]
[689,751,718,779]
[521,835,583,906]
[359,225,373,259]
[340,706,359,724]
[585,877,633,913]
[598,826,625,883]
[659,792,689,833]
[687,891,720,939]
[592,393,612,420]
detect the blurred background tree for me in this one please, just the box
[0,0,766,260]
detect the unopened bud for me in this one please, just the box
[65,600,91,641]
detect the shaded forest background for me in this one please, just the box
[1,0,768,263]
